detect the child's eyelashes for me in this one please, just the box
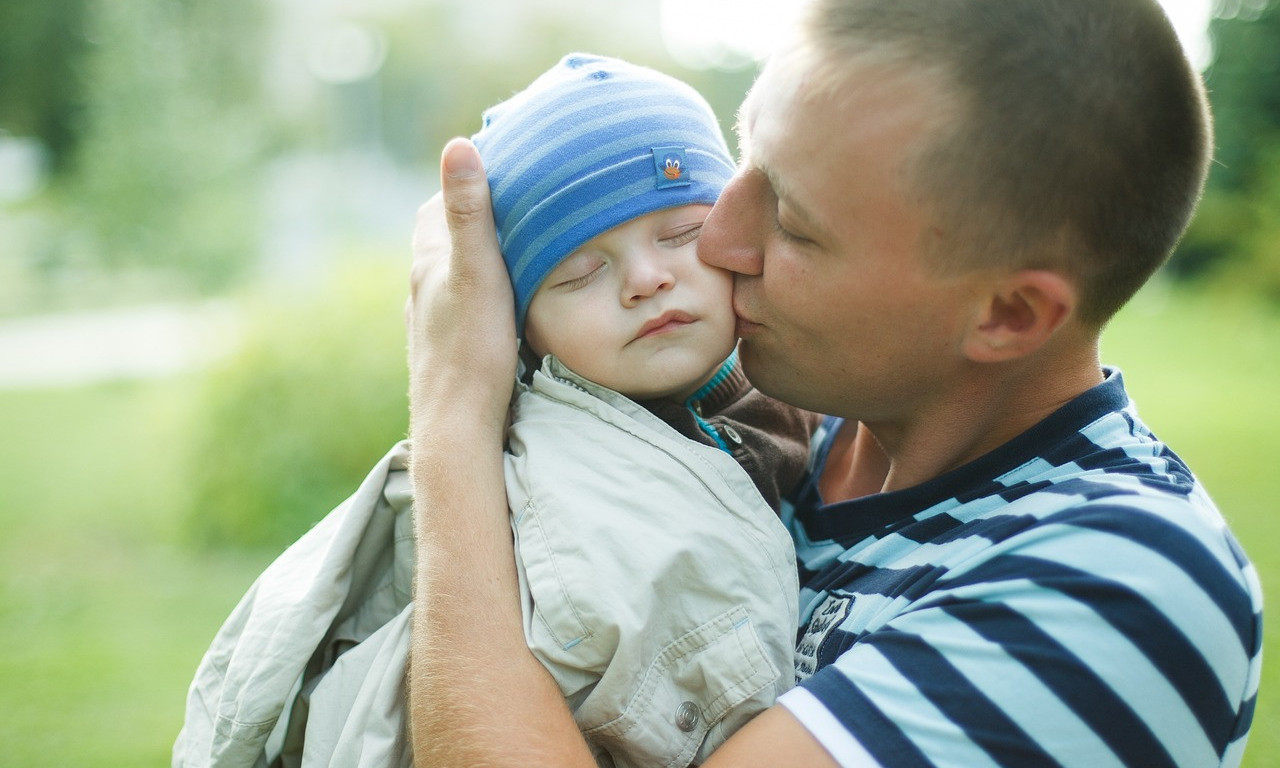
[546,252,607,291]
[551,261,606,291]
[545,218,705,293]
[662,224,703,247]
[560,265,604,290]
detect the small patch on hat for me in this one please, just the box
[652,146,691,189]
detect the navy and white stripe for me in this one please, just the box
[779,368,1262,767]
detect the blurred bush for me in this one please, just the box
[0,0,91,176]
[1182,146,1280,303]
[1172,0,1280,299]
[66,0,273,289]
[181,259,408,549]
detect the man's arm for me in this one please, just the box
[406,138,841,768]
[405,138,593,766]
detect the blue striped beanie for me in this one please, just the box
[472,53,736,332]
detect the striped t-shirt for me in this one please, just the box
[778,369,1262,767]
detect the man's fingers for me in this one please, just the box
[406,137,514,350]
[439,138,497,267]
[404,138,517,426]
[413,191,444,250]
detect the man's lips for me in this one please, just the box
[636,310,696,339]
[733,302,762,335]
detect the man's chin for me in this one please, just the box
[739,340,825,413]
[738,340,779,393]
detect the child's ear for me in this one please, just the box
[961,270,1076,363]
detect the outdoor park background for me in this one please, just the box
[0,0,1276,764]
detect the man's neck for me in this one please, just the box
[820,349,1104,503]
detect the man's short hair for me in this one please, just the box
[803,0,1212,326]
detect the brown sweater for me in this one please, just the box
[639,357,823,512]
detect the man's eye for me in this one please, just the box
[774,217,812,245]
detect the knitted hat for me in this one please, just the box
[472,53,736,332]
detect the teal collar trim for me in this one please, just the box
[684,350,738,408]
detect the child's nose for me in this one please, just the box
[622,257,675,305]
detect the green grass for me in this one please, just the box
[0,380,277,767]
[0,284,1274,765]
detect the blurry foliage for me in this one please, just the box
[368,3,754,163]
[0,0,89,173]
[181,260,408,549]
[1174,0,1280,299]
[63,0,273,289]
[1204,0,1280,191]
[2,0,758,301]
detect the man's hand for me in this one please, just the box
[407,137,517,435]
[407,139,596,767]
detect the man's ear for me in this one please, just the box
[961,270,1076,362]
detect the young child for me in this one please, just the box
[480,53,816,512]
[174,54,817,768]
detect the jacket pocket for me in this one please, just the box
[580,604,780,768]
[510,497,599,665]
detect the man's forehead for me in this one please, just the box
[738,54,799,134]
[734,55,800,167]
[733,80,760,153]
[734,46,953,243]
[737,58,818,171]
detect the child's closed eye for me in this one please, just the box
[548,253,607,290]
[558,264,604,290]
[661,224,703,247]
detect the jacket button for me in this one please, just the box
[721,425,743,445]
[675,701,700,732]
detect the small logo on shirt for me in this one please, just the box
[652,146,691,189]
[795,594,853,682]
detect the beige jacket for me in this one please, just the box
[173,357,798,767]
[508,358,799,766]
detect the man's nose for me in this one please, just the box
[698,170,765,276]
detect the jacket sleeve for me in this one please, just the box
[173,441,412,768]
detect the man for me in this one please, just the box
[405,0,1262,765]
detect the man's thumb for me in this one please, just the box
[440,137,493,234]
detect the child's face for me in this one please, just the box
[524,204,736,400]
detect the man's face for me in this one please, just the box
[525,204,736,401]
[698,51,986,422]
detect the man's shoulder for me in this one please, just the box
[939,423,1241,584]
[791,462,1261,768]
[936,396,1203,521]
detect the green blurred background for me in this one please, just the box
[0,0,1276,764]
